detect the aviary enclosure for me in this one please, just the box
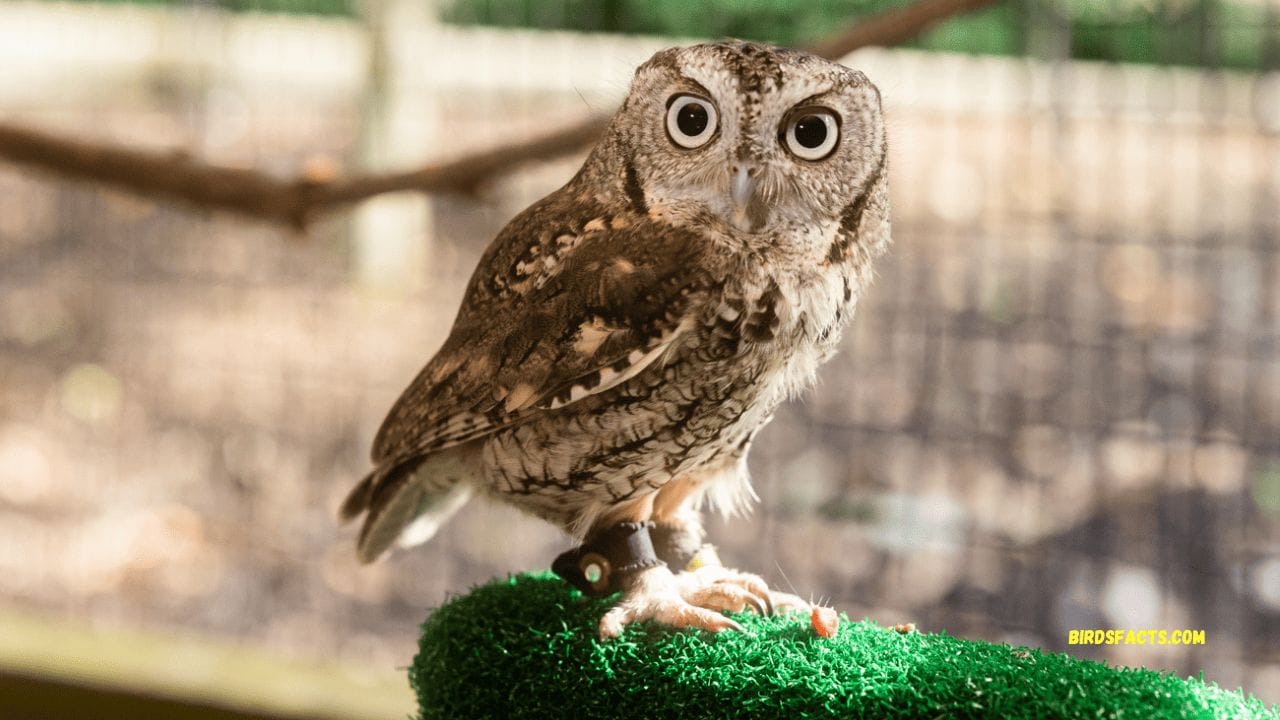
[0,0,1277,717]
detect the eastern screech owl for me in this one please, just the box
[342,40,889,638]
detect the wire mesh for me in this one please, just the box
[0,0,1277,705]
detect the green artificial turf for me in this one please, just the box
[412,573,1277,720]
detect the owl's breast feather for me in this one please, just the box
[778,266,857,398]
[708,259,856,404]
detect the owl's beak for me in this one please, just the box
[729,164,762,232]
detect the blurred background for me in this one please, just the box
[0,0,1278,717]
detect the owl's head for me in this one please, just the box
[603,41,885,237]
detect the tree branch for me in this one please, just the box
[806,0,999,60]
[0,0,999,228]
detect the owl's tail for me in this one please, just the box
[340,443,478,563]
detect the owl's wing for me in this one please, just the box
[340,207,715,554]
[369,205,716,470]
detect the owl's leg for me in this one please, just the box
[590,475,809,639]
[558,493,755,639]
[649,476,810,618]
[647,503,774,617]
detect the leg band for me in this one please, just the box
[649,522,705,571]
[650,521,723,572]
[552,522,664,597]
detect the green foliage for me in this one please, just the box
[1063,0,1274,69]
[441,0,1276,71]
[46,0,1279,70]
[412,572,1278,720]
[218,0,353,15]
[444,0,1025,56]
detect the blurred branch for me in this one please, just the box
[807,0,1000,59]
[0,0,998,228]
[0,118,609,229]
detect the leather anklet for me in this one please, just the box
[552,522,665,597]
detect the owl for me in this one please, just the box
[341,40,889,638]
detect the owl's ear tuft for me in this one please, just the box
[637,47,681,78]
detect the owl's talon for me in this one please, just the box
[677,565,776,615]
[757,588,776,616]
[686,581,768,616]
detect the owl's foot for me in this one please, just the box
[672,544,811,615]
[675,564,773,616]
[598,565,752,639]
[676,564,812,616]
[555,522,807,637]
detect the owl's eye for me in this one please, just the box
[665,94,718,149]
[783,108,840,161]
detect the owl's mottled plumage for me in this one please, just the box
[342,40,889,633]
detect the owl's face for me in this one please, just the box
[617,41,884,237]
